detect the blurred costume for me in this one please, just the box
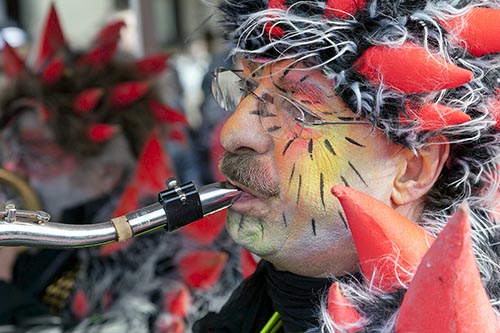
[194,0,500,332]
[0,5,244,332]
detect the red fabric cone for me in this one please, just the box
[323,0,367,19]
[73,88,104,114]
[94,20,125,47]
[86,124,117,143]
[442,8,500,57]
[327,282,364,332]
[135,53,169,77]
[163,284,192,318]
[2,43,27,79]
[148,100,187,124]
[355,42,473,93]
[178,250,228,290]
[395,204,500,333]
[404,102,471,131]
[331,185,434,291]
[109,81,150,108]
[40,56,65,85]
[76,40,119,69]
[36,4,66,69]
[180,210,226,245]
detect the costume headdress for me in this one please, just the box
[0,4,186,158]
[217,0,500,331]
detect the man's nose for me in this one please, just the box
[220,93,273,155]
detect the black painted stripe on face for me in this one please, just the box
[320,172,325,209]
[311,218,317,236]
[300,75,309,82]
[282,213,288,227]
[308,139,314,160]
[338,210,348,229]
[283,137,296,156]
[259,219,265,239]
[289,163,296,185]
[324,139,336,156]
[341,176,350,187]
[345,137,366,147]
[348,161,368,186]
[267,125,282,133]
[297,174,302,204]
[238,215,245,232]
[250,110,261,116]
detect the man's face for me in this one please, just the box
[219,59,408,277]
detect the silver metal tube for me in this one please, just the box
[0,181,241,248]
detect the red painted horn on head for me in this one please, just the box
[355,42,473,93]
[395,204,500,332]
[331,185,434,291]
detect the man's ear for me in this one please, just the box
[391,137,450,206]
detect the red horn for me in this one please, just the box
[2,43,27,79]
[36,3,66,69]
[328,282,364,332]
[135,53,169,77]
[441,8,500,57]
[355,42,473,93]
[331,185,434,291]
[73,88,104,114]
[87,123,118,143]
[109,81,150,108]
[148,100,187,124]
[323,0,367,19]
[395,204,500,332]
[40,56,65,85]
[403,102,471,131]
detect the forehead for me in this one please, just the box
[242,58,352,114]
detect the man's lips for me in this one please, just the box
[225,178,264,200]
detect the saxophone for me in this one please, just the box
[0,178,241,248]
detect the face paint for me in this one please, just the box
[219,59,406,277]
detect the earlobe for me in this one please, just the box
[392,137,450,206]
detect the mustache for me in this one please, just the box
[219,152,280,198]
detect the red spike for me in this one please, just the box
[148,100,187,124]
[331,185,435,291]
[265,0,288,37]
[133,131,175,191]
[323,0,367,19]
[40,56,65,85]
[240,248,259,279]
[355,42,473,93]
[73,88,104,114]
[109,81,150,108]
[86,123,118,143]
[328,282,364,332]
[178,250,228,290]
[163,284,192,318]
[403,102,471,131]
[76,39,119,69]
[168,127,187,143]
[395,204,500,332]
[135,53,169,77]
[93,20,125,47]
[441,8,500,57]
[36,4,66,69]
[180,210,226,245]
[111,185,139,217]
[2,43,27,79]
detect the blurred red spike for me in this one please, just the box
[240,248,259,279]
[328,282,364,332]
[331,185,434,291]
[76,39,119,69]
[109,81,150,108]
[178,250,228,290]
[168,127,187,143]
[442,8,500,57]
[73,88,104,114]
[355,42,473,93]
[94,20,125,46]
[323,0,367,19]
[36,3,66,69]
[86,123,118,143]
[40,56,65,85]
[135,53,169,77]
[180,210,226,246]
[164,284,192,318]
[265,0,288,37]
[2,42,27,79]
[148,100,187,124]
[134,130,174,191]
[404,102,471,131]
[395,204,500,332]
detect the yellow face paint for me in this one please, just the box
[219,59,406,277]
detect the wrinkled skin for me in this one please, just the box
[219,59,408,277]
